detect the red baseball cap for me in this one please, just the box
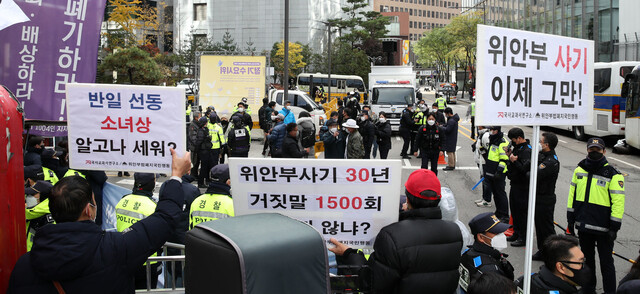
[405,169,441,200]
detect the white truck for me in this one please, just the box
[368,66,417,131]
[267,89,327,132]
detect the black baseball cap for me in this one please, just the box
[24,165,44,181]
[25,180,53,196]
[587,137,605,150]
[469,212,511,235]
[210,164,230,183]
[134,173,155,188]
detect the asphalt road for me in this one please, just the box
[108,89,640,292]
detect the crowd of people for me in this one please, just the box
[11,92,636,294]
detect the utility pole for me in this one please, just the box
[284,0,290,101]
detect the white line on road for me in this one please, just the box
[403,159,412,167]
[609,157,640,170]
[558,139,568,144]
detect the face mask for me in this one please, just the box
[285,106,291,110]
[427,120,435,126]
[271,116,277,121]
[330,128,338,133]
[538,143,544,151]
[238,108,245,113]
[379,118,386,123]
[360,116,366,122]
[562,263,591,286]
[588,151,604,161]
[486,233,508,251]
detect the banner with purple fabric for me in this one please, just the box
[0,0,107,128]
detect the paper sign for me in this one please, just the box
[66,83,186,173]
[228,158,402,249]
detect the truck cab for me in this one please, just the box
[268,89,326,132]
[368,66,417,131]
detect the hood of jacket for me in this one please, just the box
[297,117,314,127]
[448,113,460,123]
[30,221,104,281]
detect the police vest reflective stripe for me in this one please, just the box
[63,169,86,179]
[25,198,55,252]
[486,138,509,175]
[42,167,59,185]
[186,108,192,116]
[436,97,446,109]
[471,102,476,116]
[116,194,158,262]
[189,193,234,229]
[233,106,252,115]
[207,122,226,149]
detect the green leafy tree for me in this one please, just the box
[447,11,483,91]
[329,0,389,58]
[98,47,163,85]
[271,41,307,83]
[175,31,218,76]
[215,31,239,54]
[414,27,455,81]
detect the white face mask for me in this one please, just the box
[360,116,367,122]
[330,127,338,133]
[238,108,245,113]
[427,120,436,126]
[271,116,277,121]
[379,118,386,123]
[538,143,544,151]
[285,106,291,110]
[486,233,508,251]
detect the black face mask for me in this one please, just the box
[562,263,592,286]
[587,151,604,161]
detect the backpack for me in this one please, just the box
[300,127,315,148]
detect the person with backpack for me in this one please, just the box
[226,116,251,157]
[413,112,444,175]
[194,116,212,188]
[297,111,316,158]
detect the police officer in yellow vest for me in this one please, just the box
[25,181,55,252]
[63,168,86,179]
[207,112,227,168]
[189,164,234,229]
[232,98,252,115]
[115,173,160,289]
[435,93,447,110]
[483,126,510,223]
[40,148,61,185]
[567,137,625,294]
[466,102,476,139]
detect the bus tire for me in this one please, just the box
[572,126,586,141]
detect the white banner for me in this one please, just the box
[228,158,403,249]
[66,83,186,173]
[476,25,594,126]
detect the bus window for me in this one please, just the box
[338,80,346,90]
[298,76,310,86]
[347,79,366,92]
[594,68,611,93]
[621,66,635,78]
[276,93,284,105]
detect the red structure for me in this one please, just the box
[0,85,25,291]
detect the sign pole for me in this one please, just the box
[523,125,540,293]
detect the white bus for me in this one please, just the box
[296,73,366,102]
[554,62,638,140]
[622,64,640,149]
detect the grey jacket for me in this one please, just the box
[346,130,364,159]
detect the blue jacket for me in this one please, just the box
[281,108,296,125]
[7,179,184,294]
[268,121,287,150]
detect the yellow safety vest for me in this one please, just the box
[485,137,509,177]
[115,194,158,262]
[189,193,234,229]
[42,167,59,185]
[436,97,447,110]
[232,106,252,115]
[414,111,425,126]
[471,102,476,117]
[25,198,55,251]
[207,122,227,149]
[567,163,625,233]
[63,169,86,179]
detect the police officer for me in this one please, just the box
[459,212,514,293]
[25,181,55,252]
[484,126,510,223]
[115,173,160,289]
[532,132,560,260]
[399,104,415,159]
[208,113,226,168]
[40,149,60,185]
[189,164,234,229]
[435,92,447,111]
[226,116,251,157]
[412,112,444,175]
[567,137,625,294]
[505,127,532,247]
[232,98,252,115]
[194,116,212,188]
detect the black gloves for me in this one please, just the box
[608,230,617,242]
[567,222,576,236]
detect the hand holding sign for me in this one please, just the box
[171,148,191,178]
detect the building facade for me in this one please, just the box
[375,0,461,41]
[460,0,620,62]
[172,0,355,55]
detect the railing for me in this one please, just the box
[136,242,186,293]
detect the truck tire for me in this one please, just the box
[572,126,586,141]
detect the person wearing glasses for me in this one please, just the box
[516,234,587,294]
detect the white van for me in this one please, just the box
[268,89,326,131]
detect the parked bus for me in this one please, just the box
[622,64,640,149]
[296,73,366,102]
[553,62,638,140]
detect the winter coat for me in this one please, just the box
[24,146,43,167]
[231,112,253,130]
[442,113,459,152]
[281,107,296,125]
[160,174,200,245]
[321,129,346,159]
[194,119,211,152]
[506,140,532,186]
[227,124,251,156]
[375,121,392,149]
[358,120,375,152]
[7,179,184,294]
[297,117,316,148]
[338,207,463,294]
[187,120,200,151]
[536,150,560,203]
[282,134,308,158]
[399,109,414,131]
[413,124,444,154]
[346,130,364,159]
[268,121,286,151]
[516,266,579,294]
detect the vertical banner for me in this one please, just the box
[402,40,410,66]
[0,0,107,122]
[228,158,402,249]
[199,55,266,118]
[66,83,186,174]
[475,25,594,126]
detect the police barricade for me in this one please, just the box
[185,213,330,294]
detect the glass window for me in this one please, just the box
[276,93,284,105]
[193,3,206,21]
[298,76,310,86]
[594,68,611,93]
[372,87,416,105]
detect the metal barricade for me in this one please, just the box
[136,242,186,293]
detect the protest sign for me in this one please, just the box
[476,25,594,126]
[229,158,402,249]
[66,83,186,173]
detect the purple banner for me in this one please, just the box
[0,0,107,122]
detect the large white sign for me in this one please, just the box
[66,83,186,173]
[476,25,594,126]
[229,158,402,249]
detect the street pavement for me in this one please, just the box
[108,89,640,291]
